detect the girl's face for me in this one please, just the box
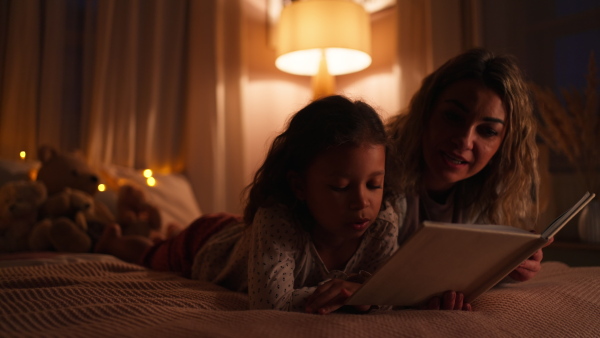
[422,79,507,193]
[292,143,386,245]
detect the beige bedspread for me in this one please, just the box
[1,254,599,337]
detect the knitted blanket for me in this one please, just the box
[1,254,599,337]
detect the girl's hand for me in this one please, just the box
[305,279,370,315]
[508,236,554,282]
[419,290,472,311]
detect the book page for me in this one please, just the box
[346,223,540,306]
[346,191,595,307]
[542,192,595,239]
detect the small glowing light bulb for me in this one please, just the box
[98,184,106,192]
[20,151,26,160]
[146,177,156,187]
[143,169,153,178]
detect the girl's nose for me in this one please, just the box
[350,187,369,210]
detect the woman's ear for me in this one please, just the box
[287,171,305,200]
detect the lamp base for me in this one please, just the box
[312,55,335,100]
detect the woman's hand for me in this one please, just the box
[305,279,370,315]
[419,291,472,311]
[508,236,554,282]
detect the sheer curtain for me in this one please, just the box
[0,0,446,215]
[0,0,188,172]
[396,0,434,108]
[84,0,188,171]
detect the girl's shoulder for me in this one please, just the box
[377,193,407,224]
[368,193,407,238]
[250,203,310,252]
[252,203,306,234]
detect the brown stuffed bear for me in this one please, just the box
[29,188,103,252]
[36,145,101,196]
[117,184,162,237]
[31,145,115,252]
[0,180,47,253]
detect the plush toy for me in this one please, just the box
[116,184,162,237]
[31,145,115,252]
[36,145,100,196]
[29,187,112,252]
[0,180,47,253]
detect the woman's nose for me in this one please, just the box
[451,126,475,150]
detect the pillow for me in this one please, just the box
[98,164,202,230]
[0,158,40,187]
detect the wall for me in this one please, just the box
[188,0,468,215]
[238,2,403,214]
[481,0,600,240]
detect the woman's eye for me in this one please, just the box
[478,126,499,137]
[443,111,463,123]
[329,185,348,192]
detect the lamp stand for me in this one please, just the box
[312,52,335,100]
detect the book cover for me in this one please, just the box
[345,191,595,306]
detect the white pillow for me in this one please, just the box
[98,164,202,230]
[0,158,40,187]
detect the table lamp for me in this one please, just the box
[275,0,372,99]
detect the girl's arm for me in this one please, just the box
[247,206,318,311]
[304,278,370,314]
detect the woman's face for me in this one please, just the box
[422,79,507,193]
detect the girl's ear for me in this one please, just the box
[287,171,306,200]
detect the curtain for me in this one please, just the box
[0,0,447,215]
[396,0,434,108]
[0,0,188,172]
[184,0,245,214]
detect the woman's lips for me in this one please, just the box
[442,151,468,165]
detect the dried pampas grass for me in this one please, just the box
[531,53,599,193]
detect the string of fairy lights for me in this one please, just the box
[19,150,157,192]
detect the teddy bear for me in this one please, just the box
[30,145,116,252]
[116,184,162,237]
[32,145,163,250]
[36,145,102,196]
[0,180,47,253]
[28,187,105,252]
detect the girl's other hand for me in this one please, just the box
[305,279,370,315]
[419,290,472,311]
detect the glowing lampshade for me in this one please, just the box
[275,0,372,98]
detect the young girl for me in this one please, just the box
[95,95,403,314]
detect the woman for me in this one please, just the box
[388,48,547,310]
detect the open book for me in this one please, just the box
[346,191,596,307]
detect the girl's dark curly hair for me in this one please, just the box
[243,95,399,225]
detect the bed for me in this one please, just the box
[1,160,600,337]
[1,254,599,337]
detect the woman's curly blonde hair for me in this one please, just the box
[387,48,539,229]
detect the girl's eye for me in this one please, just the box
[367,182,383,190]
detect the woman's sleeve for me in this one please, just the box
[247,206,317,311]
